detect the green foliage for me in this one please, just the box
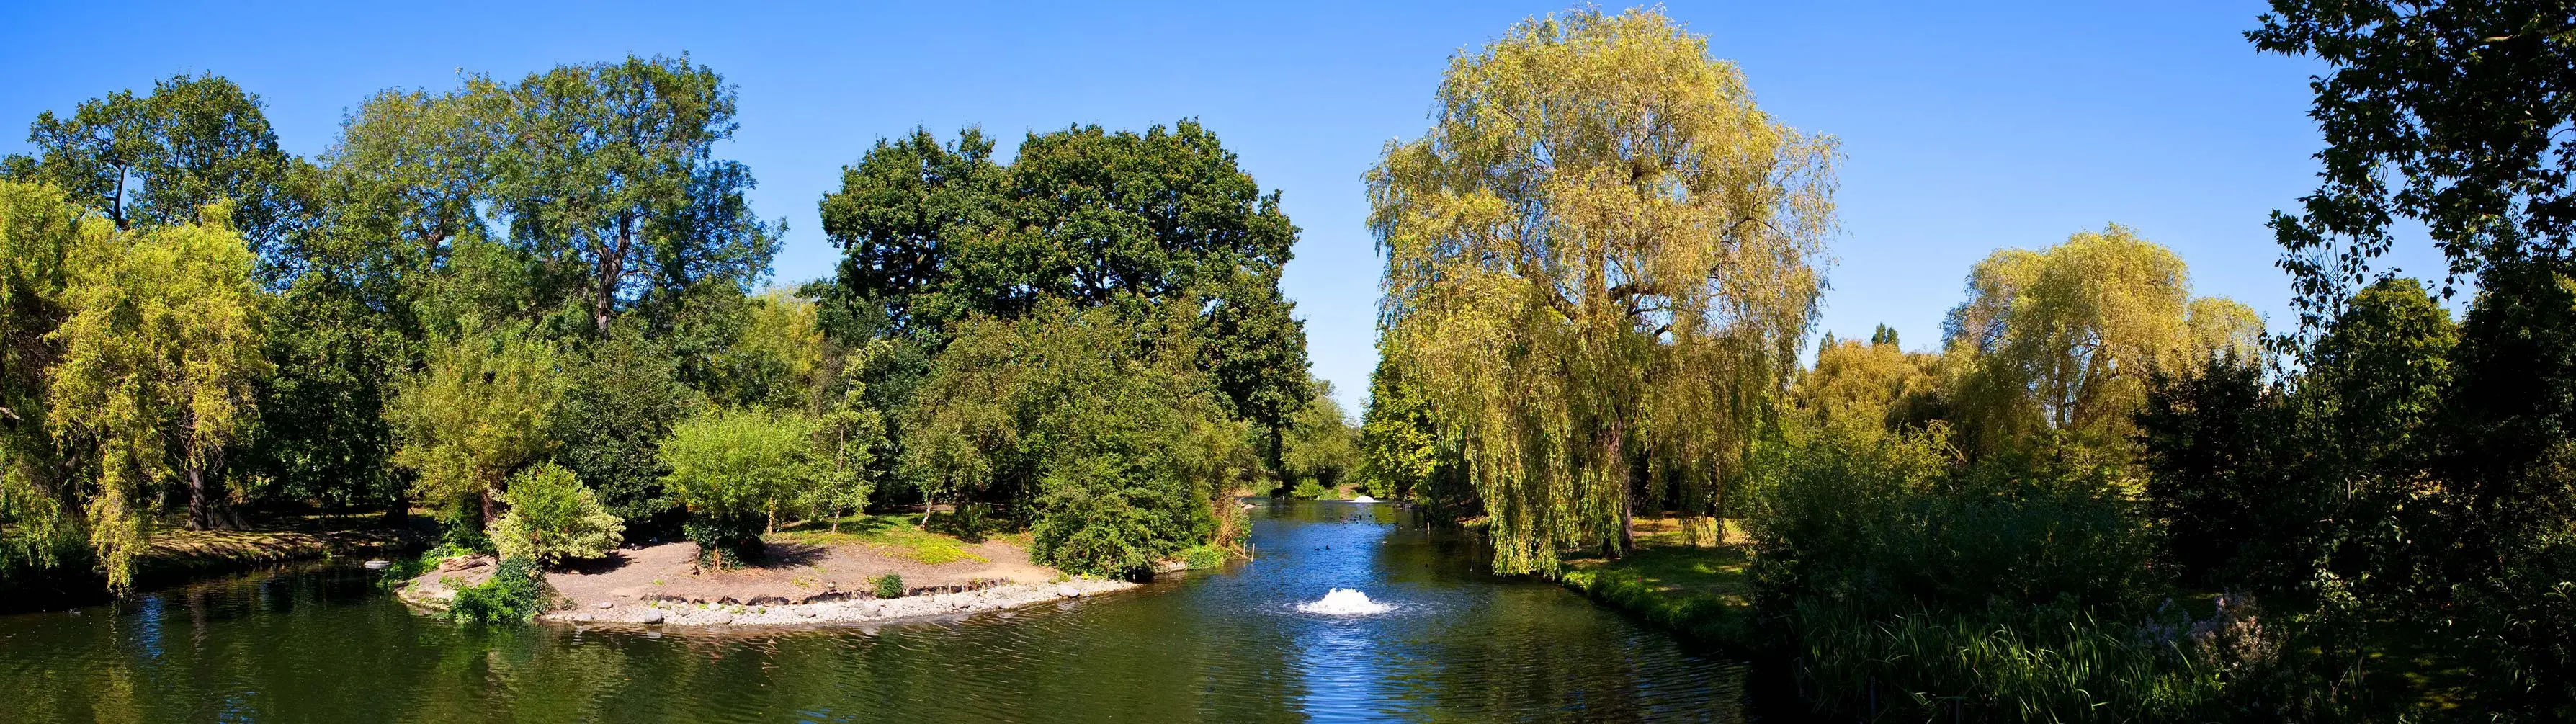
[1940,225,2262,458]
[487,55,778,336]
[553,321,699,537]
[236,277,406,514]
[1280,379,1354,492]
[1743,423,2232,720]
[818,121,1312,477]
[2137,353,2301,586]
[447,556,550,625]
[905,303,1244,577]
[1791,334,1941,440]
[1788,602,2232,723]
[386,322,565,532]
[1369,7,1830,573]
[2253,1,2576,326]
[1287,481,1329,500]
[1180,544,1225,571]
[46,205,269,589]
[4,73,304,277]
[801,344,887,532]
[658,406,813,567]
[490,462,623,565]
[0,182,103,582]
[1354,348,1470,511]
[873,572,903,599]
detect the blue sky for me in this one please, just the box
[0,1,2442,416]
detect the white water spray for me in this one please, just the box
[1297,588,1392,615]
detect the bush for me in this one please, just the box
[874,573,904,599]
[491,462,624,565]
[658,406,814,568]
[449,557,551,625]
[1747,426,2210,720]
[680,514,764,568]
[1181,544,1225,570]
[1287,480,1329,499]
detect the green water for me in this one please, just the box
[0,500,1754,722]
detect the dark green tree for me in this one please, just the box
[819,121,1312,488]
[2136,352,2295,586]
[2254,1,2576,326]
[553,321,700,540]
[488,55,779,337]
[8,73,307,280]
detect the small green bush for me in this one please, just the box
[450,557,550,625]
[1288,480,1330,499]
[1181,545,1225,570]
[874,573,904,599]
[491,462,625,565]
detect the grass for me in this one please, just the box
[772,514,990,565]
[1554,517,1754,645]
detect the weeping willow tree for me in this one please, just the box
[1940,225,2264,457]
[1368,7,1835,575]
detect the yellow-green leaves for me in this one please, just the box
[45,202,268,591]
[1941,225,2262,455]
[1369,6,1833,574]
[386,323,565,524]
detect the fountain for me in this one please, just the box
[1347,495,1378,503]
[1297,588,1392,615]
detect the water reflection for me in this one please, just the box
[0,499,1748,722]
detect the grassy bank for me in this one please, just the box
[1553,517,1755,646]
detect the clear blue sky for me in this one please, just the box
[0,1,2444,416]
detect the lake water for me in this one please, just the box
[0,499,1755,722]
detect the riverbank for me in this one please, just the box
[1,513,426,612]
[398,514,1145,626]
[1552,517,1755,646]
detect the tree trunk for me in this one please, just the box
[594,215,632,336]
[1269,424,1289,495]
[481,487,499,528]
[187,466,213,531]
[384,486,411,527]
[1619,488,1636,555]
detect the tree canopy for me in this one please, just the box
[1369,6,1833,573]
[1941,225,2263,455]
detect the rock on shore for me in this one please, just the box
[544,578,1136,627]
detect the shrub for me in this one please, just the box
[1747,425,2206,720]
[449,557,550,625]
[658,406,814,568]
[874,573,904,599]
[1181,544,1225,570]
[1287,480,1329,499]
[491,462,624,565]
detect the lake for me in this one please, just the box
[0,499,1755,722]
